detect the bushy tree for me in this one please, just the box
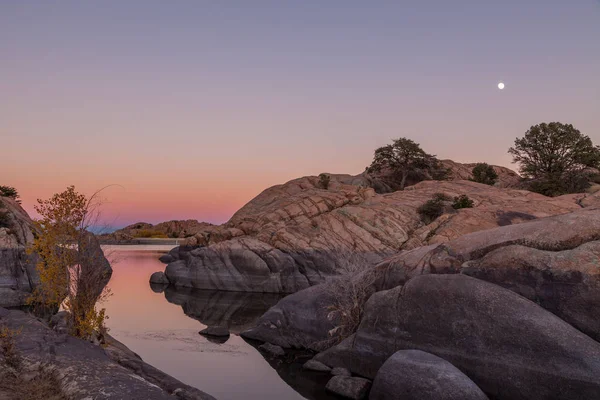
[509,122,600,195]
[318,173,331,190]
[0,186,20,204]
[28,186,111,339]
[367,138,442,190]
[471,163,498,185]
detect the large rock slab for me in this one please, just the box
[240,284,335,349]
[377,208,600,341]
[369,350,488,400]
[243,208,600,351]
[0,196,40,307]
[162,178,582,293]
[0,307,215,400]
[315,274,600,400]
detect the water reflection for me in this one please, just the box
[156,285,283,334]
[104,248,334,400]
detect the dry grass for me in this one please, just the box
[0,367,67,400]
[320,252,381,348]
[0,325,68,400]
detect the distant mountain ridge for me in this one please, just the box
[99,219,213,242]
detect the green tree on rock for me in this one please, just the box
[508,122,600,196]
[367,138,442,190]
[0,186,20,204]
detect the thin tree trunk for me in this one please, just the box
[400,171,408,190]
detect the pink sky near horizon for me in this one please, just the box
[2,2,599,228]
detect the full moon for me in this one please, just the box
[498,82,505,90]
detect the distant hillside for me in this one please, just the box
[99,219,213,243]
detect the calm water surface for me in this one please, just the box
[103,247,334,400]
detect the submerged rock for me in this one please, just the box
[149,271,169,284]
[199,326,230,338]
[258,342,285,357]
[303,359,332,372]
[316,274,600,400]
[369,350,488,400]
[325,376,371,400]
[331,367,351,377]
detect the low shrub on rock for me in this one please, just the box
[319,174,331,190]
[452,195,474,209]
[324,253,378,347]
[417,194,450,224]
[471,163,498,185]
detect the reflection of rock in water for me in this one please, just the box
[162,286,283,334]
[247,343,338,400]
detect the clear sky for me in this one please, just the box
[1,1,599,227]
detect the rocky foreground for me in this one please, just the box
[241,207,600,399]
[0,308,215,400]
[0,195,216,400]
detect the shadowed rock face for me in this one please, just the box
[161,286,283,334]
[242,208,600,351]
[0,197,40,307]
[315,274,600,400]
[161,177,588,294]
[377,207,600,341]
[369,350,488,400]
[0,308,216,400]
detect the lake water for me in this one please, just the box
[102,247,335,400]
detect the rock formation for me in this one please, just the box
[0,307,215,400]
[242,207,600,349]
[314,275,600,400]
[369,350,488,400]
[159,170,590,293]
[0,196,39,307]
[100,219,214,242]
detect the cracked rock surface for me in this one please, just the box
[161,174,595,293]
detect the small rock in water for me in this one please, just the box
[258,342,285,357]
[331,367,351,377]
[158,254,174,264]
[303,359,331,372]
[199,326,230,338]
[149,271,169,284]
[325,376,371,400]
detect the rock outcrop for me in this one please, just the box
[0,196,39,307]
[369,350,488,400]
[315,274,600,400]
[100,220,213,243]
[244,207,600,350]
[377,207,600,341]
[0,307,215,400]
[160,176,586,293]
